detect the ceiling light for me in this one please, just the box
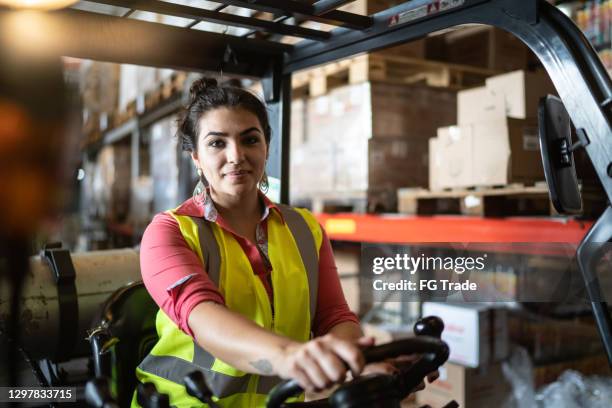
[0,0,78,10]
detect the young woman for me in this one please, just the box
[135,78,403,407]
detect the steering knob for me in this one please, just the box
[184,371,219,407]
[414,316,444,338]
[137,382,170,408]
[85,377,119,408]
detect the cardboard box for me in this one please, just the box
[471,118,543,186]
[429,137,442,191]
[291,98,307,146]
[431,118,544,189]
[91,144,131,221]
[508,312,604,364]
[369,138,430,193]
[457,86,506,126]
[333,245,362,314]
[492,307,509,362]
[422,302,491,367]
[421,303,509,367]
[81,61,120,113]
[431,125,474,189]
[486,70,557,119]
[430,26,529,71]
[416,362,512,408]
[534,353,612,388]
[371,82,456,139]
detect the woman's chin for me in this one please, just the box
[221,181,257,196]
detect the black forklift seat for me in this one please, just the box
[89,281,159,408]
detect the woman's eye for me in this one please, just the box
[209,139,225,148]
[244,136,260,145]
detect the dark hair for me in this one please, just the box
[177,77,271,152]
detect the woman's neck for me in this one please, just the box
[210,188,262,223]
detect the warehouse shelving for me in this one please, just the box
[316,213,593,244]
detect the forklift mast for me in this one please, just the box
[1,0,611,363]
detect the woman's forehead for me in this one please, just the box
[199,107,262,134]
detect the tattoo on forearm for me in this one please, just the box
[250,359,273,375]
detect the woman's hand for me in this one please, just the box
[272,334,369,392]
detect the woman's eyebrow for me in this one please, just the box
[204,128,261,138]
[240,127,262,135]
[204,131,228,138]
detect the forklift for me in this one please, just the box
[0,0,611,406]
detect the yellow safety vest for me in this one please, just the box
[133,204,322,407]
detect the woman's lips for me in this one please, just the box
[224,170,250,180]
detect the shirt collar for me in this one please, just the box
[175,188,285,224]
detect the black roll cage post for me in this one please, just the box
[1,0,610,363]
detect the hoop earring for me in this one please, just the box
[194,168,210,204]
[259,171,269,194]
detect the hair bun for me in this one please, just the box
[189,77,217,101]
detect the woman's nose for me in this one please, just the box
[226,141,245,164]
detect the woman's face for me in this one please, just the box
[192,107,268,199]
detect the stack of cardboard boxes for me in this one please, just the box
[427,26,531,72]
[417,302,512,407]
[290,81,456,211]
[429,70,556,190]
[86,143,131,222]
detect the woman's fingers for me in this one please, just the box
[292,366,315,392]
[299,350,330,390]
[313,343,347,384]
[324,336,365,376]
[279,335,368,391]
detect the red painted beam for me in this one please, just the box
[315,214,593,244]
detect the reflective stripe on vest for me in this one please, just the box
[135,205,322,407]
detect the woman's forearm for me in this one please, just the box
[189,303,369,392]
[187,301,298,375]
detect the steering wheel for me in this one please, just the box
[265,316,449,408]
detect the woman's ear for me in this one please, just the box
[190,151,199,168]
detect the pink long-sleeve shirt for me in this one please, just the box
[139,191,358,338]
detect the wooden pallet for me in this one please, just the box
[293,191,369,214]
[398,183,606,217]
[291,53,500,97]
[397,183,552,217]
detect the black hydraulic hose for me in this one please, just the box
[265,336,449,408]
